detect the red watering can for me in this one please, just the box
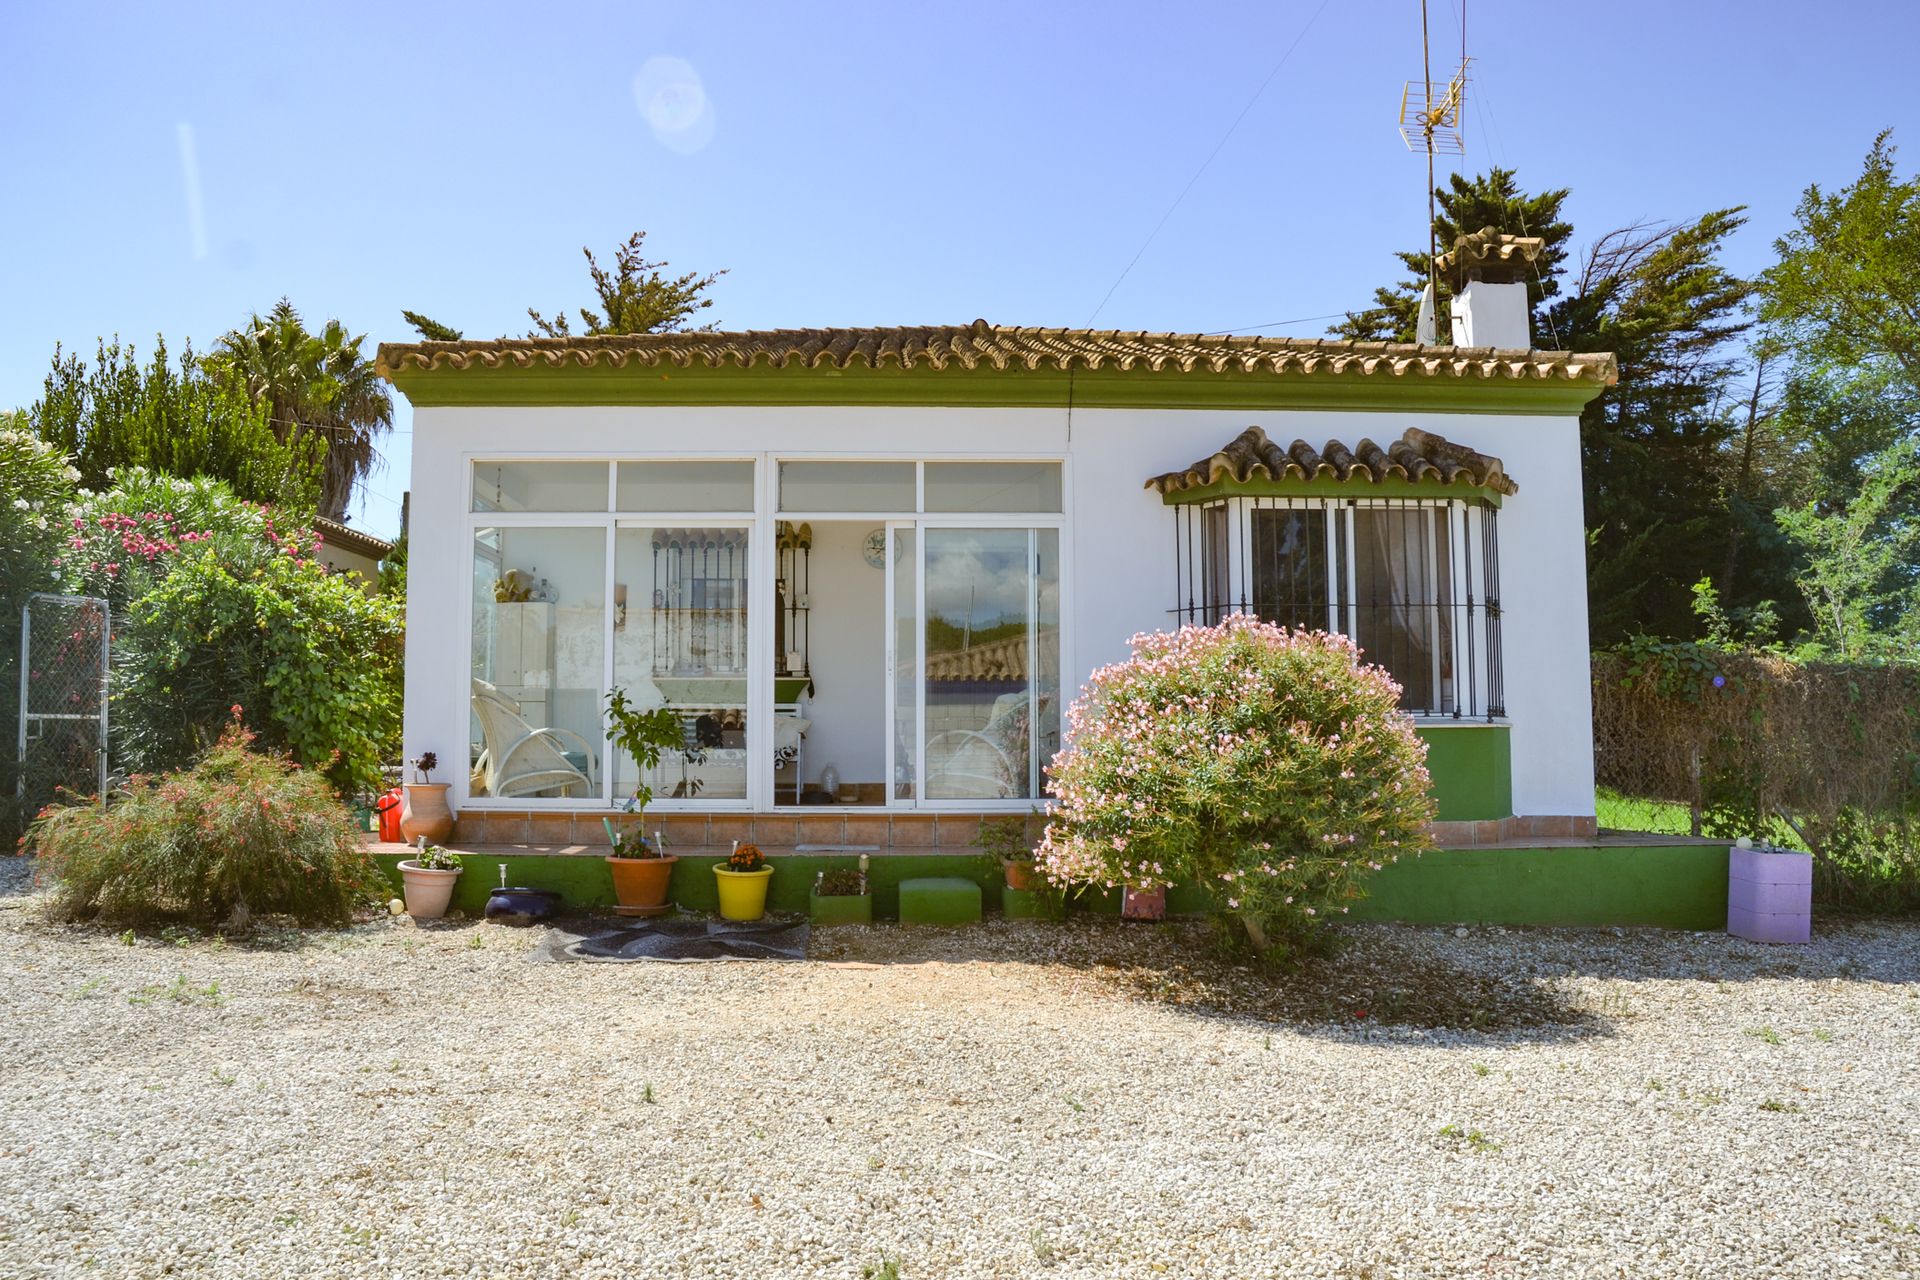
[374,788,404,843]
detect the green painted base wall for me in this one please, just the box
[378,843,1727,931]
[1350,845,1727,930]
[1417,725,1513,821]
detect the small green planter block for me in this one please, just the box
[898,876,982,926]
[808,891,873,927]
[1000,886,1053,920]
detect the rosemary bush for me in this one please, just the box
[28,720,377,927]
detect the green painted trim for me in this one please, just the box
[393,363,1604,416]
[1350,845,1728,930]
[1417,724,1513,821]
[375,842,1728,930]
[1160,476,1505,506]
[373,852,1001,918]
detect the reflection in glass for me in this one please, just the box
[469,527,605,797]
[921,528,1058,799]
[923,462,1062,513]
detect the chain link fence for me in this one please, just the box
[15,593,110,824]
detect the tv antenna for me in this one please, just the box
[1398,0,1468,343]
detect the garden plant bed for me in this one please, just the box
[2,856,1917,1279]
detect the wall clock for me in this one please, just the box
[862,528,887,569]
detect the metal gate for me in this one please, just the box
[16,593,110,813]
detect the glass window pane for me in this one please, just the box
[472,461,608,512]
[616,461,755,512]
[924,462,1062,513]
[1352,507,1444,714]
[778,461,915,512]
[610,527,751,804]
[1251,507,1330,632]
[470,527,605,798]
[922,528,1058,800]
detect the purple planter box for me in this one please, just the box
[1727,846,1812,944]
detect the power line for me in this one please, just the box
[1201,312,1349,336]
[1085,0,1334,326]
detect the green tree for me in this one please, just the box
[1774,439,1920,660]
[1553,211,1758,640]
[1332,168,1572,344]
[400,310,464,342]
[1762,131,1920,390]
[525,231,725,337]
[209,300,394,521]
[26,337,321,511]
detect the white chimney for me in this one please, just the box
[1435,228,1545,350]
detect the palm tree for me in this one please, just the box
[211,300,393,519]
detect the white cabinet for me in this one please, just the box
[491,601,554,721]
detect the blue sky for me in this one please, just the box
[4,0,1914,540]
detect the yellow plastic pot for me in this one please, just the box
[713,866,774,921]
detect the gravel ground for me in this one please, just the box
[2,856,1917,1280]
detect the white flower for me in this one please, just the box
[11,498,28,510]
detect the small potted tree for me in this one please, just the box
[398,841,463,920]
[604,688,688,914]
[809,857,872,927]
[977,816,1037,890]
[399,751,455,843]
[714,841,774,921]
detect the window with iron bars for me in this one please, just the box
[1170,495,1504,719]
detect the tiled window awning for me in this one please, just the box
[1145,425,1518,499]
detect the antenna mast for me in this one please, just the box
[1398,0,1469,342]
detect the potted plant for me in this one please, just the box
[398,841,463,920]
[1727,835,1812,944]
[603,687,690,914]
[714,841,774,921]
[976,816,1037,891]
[810,859,872,927]
[604,818,677,916]
[399,751,456,843]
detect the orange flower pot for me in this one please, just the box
[607,854,678,912]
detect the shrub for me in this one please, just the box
[28,721,377,927]
[1038,616,1435,955]
[0,428,82,841]
[58,470,402,796]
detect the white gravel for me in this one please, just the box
[2,855,1917,1279]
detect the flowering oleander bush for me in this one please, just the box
[57,469,402,796]
[28,719,377,927]
[1038,616,1435,955]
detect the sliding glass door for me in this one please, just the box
[890,525,1059,804]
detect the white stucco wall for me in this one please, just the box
[405,401,1595,817]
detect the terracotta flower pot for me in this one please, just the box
[608,854,679,913]
[1002,858,1038,892]
[398,860,462,920]
[400,783,455,844]
[1122,885,1167,922]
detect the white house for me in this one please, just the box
[378,232,1616,851]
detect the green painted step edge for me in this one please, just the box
[1416,724,1513,821]
[394,363,1605,416]
[1351,845,1727,930]
[375,843,1725,930]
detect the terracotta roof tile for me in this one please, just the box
[313,516,395,559]
[376,318,1615,385]
[1146,425,1519,497]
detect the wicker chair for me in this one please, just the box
[470,679,597,798]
